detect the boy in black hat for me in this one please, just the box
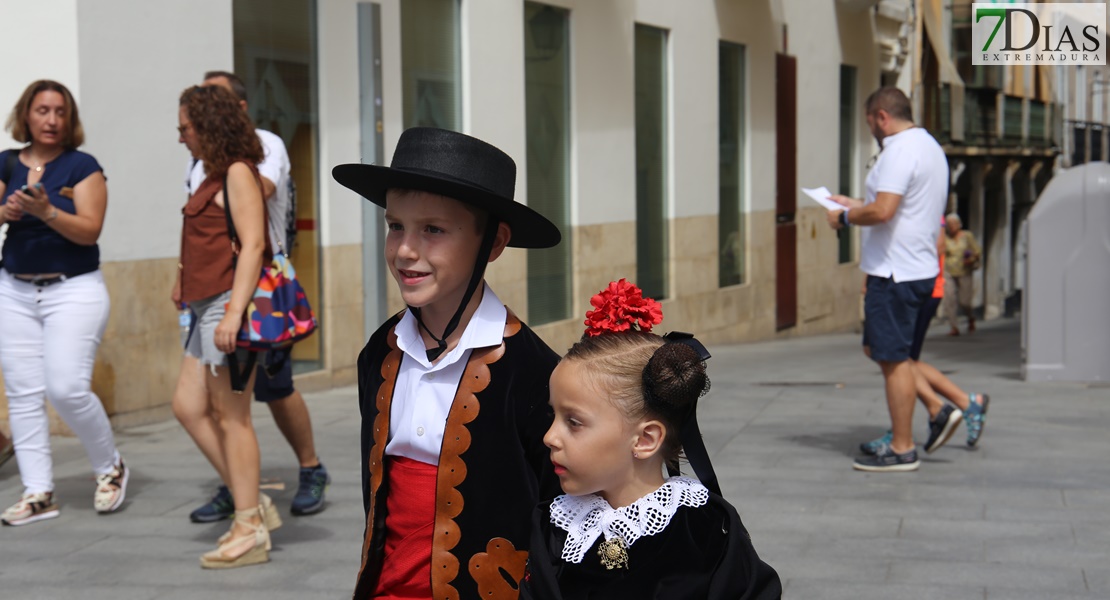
[333,128,562,600]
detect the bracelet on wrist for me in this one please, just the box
[839,209,850,227]
[44,207,58,223]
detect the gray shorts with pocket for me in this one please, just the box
[184,290,233,367]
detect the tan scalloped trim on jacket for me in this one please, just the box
[430,310,522,600]
[469,537,529,599]
[356,325,401,589]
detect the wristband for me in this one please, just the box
[44,207,58,223]
[839,209,850,227]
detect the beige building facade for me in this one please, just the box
[912,0,1108,319]
[0,0,907,430]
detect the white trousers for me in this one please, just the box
[0,269,117,494]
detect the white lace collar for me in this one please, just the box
[549,477,709,565]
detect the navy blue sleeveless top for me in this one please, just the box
[0,148,104,275]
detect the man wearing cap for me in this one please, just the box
[333,128,562,599]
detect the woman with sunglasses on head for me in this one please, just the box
[0,80,127,526]
[173,84,276,569]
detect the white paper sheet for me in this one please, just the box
[801,186,843,212]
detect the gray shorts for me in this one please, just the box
[184,290,233,367]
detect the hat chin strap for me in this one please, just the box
[411,215,500,362]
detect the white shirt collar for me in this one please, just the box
[878,125,916,149]
[549,477,710,565]
[395,283,507,370]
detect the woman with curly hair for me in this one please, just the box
[172,84,277,568]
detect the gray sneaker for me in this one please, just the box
[853,445,920,472]
[924,404,963,454]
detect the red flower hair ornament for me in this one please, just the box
[583,279,664,337]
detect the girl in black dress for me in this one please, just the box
[521,279,781,600]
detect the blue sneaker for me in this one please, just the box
[859,431,893,456]
[190,485,234,523]
[964,393,990,447]
[291,463,330,516]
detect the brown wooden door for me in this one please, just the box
[775,53,797,331]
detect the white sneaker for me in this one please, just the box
[94,458,129,513]
[1,491,60,526]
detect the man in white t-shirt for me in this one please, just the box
[180,71,329,520]
[827,87,948,473]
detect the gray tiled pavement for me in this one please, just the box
[2,318,1108,598]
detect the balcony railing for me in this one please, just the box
[1002,95,1023,144]
[922,84,1057,151]
[923,82,952,144]
[1068,121,1106,165]
[964,89,999,147]
[1028,100,1055,147]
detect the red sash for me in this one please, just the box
[373,456,438,599]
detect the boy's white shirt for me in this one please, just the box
[549,476,710,564]
[385,283,507,465]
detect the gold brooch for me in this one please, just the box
[597,537,629,570]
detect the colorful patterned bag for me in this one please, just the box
[237,252,317,350]
[222,175,318,390]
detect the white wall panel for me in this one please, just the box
[316,0,365,247]
[76,0,233,262]
[565,0,637,226]
[711,0,780,214]
[636,0,718,219]
[464,0,527,208]
[0,0,80,148]
[785,0,843,201]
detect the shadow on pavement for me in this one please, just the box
[786,426,885,458]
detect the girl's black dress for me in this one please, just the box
[521,487,782,600]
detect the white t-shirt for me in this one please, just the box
[859,127,948,282]
[184,129,291,254]
[385,283,508,465]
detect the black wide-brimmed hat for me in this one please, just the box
[332,127,560,249]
